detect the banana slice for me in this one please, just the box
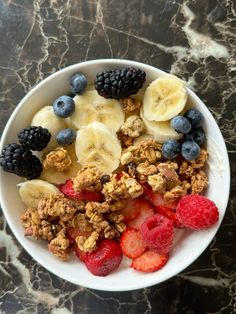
[143,75,187,121]
[40,145,81,184]
[69,90,125,132]
[18,179,60,208]
[31,106,67,148]
[75,121,122,174]
[140,108,183,143]
[133,134,155,145]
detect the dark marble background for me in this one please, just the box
[0,0,235,313]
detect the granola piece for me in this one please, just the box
[92,220,110,234]
[108,199,127,211]
[117,132,134,148]
[164,186,187,202]
[37,194,78,219]
[179,161,195,179]
[136,162,158,182]
[120,115,144,138]
[21,207,41,228]
[104,225,119,239]
[191,170,208,194]
[43,147,72,172]
[157,163,180,190]
[189,148,208,169]
[115,222,126,233]
[72,165,101,192]
[38,220,62,241]
[148,173,166,193]
[48,230,70,260]
[76,231,100,252]
[121,97,142,112]
[85,202,110,219]
[126,162,137,178]
[102,172,143,201]
[107,212,124,223]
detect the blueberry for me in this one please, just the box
[56,128,75,145]
[170,116,192,134]
[70,73,87,94]
[184,109,203,128]
[185,127,206,146]
[181,141,200,160]
[162,140,180,160]
[53,96,75,118]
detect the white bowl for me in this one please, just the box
[0,59,230,291]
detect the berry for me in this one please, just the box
[127,199,154,230]
[95,67,146,99]
[170,116,192,134]
[184,109,203,128]
[56,128,75,145]
[181,140,200,160]
[121,198,141,221]
[59,179,103,202]
[120,228,146,259]
[82,239,123,276]
[131,250,168,272]
[18,126,51,151]
[185,127,206,146]
[154,205,182,228]
[162,139,180,159]
[0,143,42,179]
[70,72,87,94]
[140,214,174,254]
[53,96,75,118]
[67,227,92,245]
[74,244,88,262]
[176,194,219,230]
[143,184,179,209]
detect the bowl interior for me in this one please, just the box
[0,59,230,291]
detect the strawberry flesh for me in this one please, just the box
[143,184,178,209]
[154,205,182,228]
[121,198,141,221]
[127,199,154,230]
[120,228,146,259]
[131,250,168,272]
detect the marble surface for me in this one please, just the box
[0,0,235,313]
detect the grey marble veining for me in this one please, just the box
[0,0,235,313]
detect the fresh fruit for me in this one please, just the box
[17,126,51,151]
[74,244,89,262]
[70,90,124,132]
[131,250,168,272]
[162,139,180,159]
[120,228,146,259]
[0,143,42,179]
[170,116,192,134]
[140,108,183,143]
[121,198,141,221]
[184,109,203,128]
[154,205,182,228]
[31,106,67,147]
[67,227,92,245]
[75,121,122,174]
[56,128,75,145]
[181,140,200,160]
[143,75,187,121]
[176,194,219,230]
[127,199,154,230]
[94,67,146,99]
[59,179,103,202]
[53,96,75,118]
[140,214,174,254]
[18,179,60,208]
[185,126,206,146]
[70,72,87,94]
[82,239,123,276]
[143,185,178,209]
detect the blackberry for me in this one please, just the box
[0,143,42,179]
[95,67,146,99]
[18,126,51,151]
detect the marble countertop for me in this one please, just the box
[0,0,235,313]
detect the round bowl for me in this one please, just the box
[0,59,230,291]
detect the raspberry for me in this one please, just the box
[140,214,174,254]
[176,194,219,230]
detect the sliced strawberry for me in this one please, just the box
[67,227,92,244]
[121,198,141,221]
[120,228,146,259]
[127,199,154,230]
[143,184,178,209]
[154,205,182,228]
[131,250,168,272]
[59,179,103,202]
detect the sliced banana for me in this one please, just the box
[75,121,122,174]
[31,106,67,148]
[140,108,183,143]
[18,179,60,208]
[69,90,125,132]
[143,75,187,121]
[133,134,155,145]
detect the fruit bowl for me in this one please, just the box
[0,59,230,291]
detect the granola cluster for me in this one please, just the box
[43,147,72,172]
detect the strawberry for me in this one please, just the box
[121,198,141,221]
[120,228,146,259]
[154,205,182,228]
[74,244,88,262]
[67,227,91,244]
[82,239,123,276]
[59,179,103,202]
[131,250,169,272]
[143,184,178,209]
[127,199,154,230]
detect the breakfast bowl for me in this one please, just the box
[0,59,230,291]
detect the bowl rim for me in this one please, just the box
[0,59,231,291]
